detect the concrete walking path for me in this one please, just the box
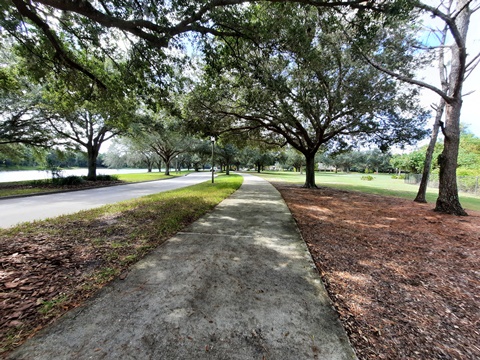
[9,174,357,360]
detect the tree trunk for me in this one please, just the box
[416,25,448,204]
[145,156,153,173]
[303,154,317,188]
[164,160,170,175]
[226,163,230,175]
[86,147,98,181]
[434,0,469,216]
[414,107,442,203]
[435,101,467,215]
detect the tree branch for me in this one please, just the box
[33,0,169,46]
[360,51,454,104]
[465,51,480,79]
[11,0,106,88]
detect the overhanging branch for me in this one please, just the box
[11,0,106,88]
[359,48,454,104]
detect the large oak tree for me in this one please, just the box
[37,60,138,180]
[186,5,428,188]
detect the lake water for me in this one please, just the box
[0,168,150,183]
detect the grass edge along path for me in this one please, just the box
[0,174,243,354]
[117,171,191,183]
[253,171,480,212]
[0,171,190,198]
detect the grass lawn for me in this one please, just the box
[0,179,61,198]
[0,187,58,197]
[116,171,190,182]
[252,170,480,212]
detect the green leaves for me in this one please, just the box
[192,3,427,151]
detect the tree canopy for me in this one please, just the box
[2,0,478,214]
[186,4,428,187]
[0,46,52,146]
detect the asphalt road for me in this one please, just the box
[0,172,212,228]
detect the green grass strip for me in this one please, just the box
[116,171,190,182]
[0,188,58,197]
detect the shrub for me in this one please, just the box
[53,176,85,186]
[391,174,406,180]
[361,175,375,181]
[95,174,119,181]
[31,179,51,186]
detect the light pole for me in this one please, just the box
[211,136,215,183]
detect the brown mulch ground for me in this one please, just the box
[0,216,143,354]
[275,183,480,360]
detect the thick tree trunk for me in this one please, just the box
[164,159,170,175]
[226,163,230,175]
[303,154,317,188]
[145,156,153,172]
[435,101,467,215]
[86,147,99,181]
[434,0,470,216]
